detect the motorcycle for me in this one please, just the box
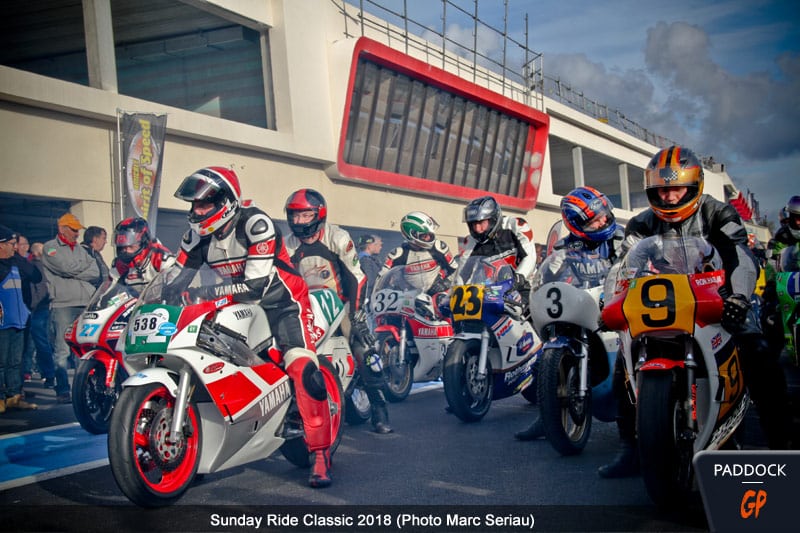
[529,246,617,455]
[602,235,749,506]
[442,254,540,422]
[776,244,800,364]
[66,277,138,434]
[371,265,453,402]
[108,263,352,507]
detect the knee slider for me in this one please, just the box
[302,361,328,401]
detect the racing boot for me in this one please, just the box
[371,403,394,434]
[309,448,332,488]
[597,439,639,478]
[285,353,333,488]
[514,416,544,441]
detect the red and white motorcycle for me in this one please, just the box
[108,263,352,507]
[66,277,137,434]
[371,265,453,402]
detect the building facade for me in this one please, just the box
[0,0,733,259]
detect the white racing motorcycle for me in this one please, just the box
[371,265,453,402]
[108,263,353,507]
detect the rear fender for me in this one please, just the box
[375,324,401,343]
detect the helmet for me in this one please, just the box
[464,196,502,243]
[400,211,439,249]
[114,217,151,264]
[787,195,800,239]
[779,206,790,225]
[285,189,327,239]
[174,167,241,237]
[561,186,616,242]
[644,146,704,223]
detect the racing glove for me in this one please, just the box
[514,273,530,292]
[428,276,450,295]
[721,293,751,333]
[351,308,376,347]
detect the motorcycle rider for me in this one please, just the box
[598,146,792,479]
[515,186,622,441]
[460,195,537,304]
[766,198,800,265]
[377,211,458,317]
[173,168,334,488]
[284,188,393,435]
[111,217,175,291]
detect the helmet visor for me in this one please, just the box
[174,174,223,203]
[115,228,141,247]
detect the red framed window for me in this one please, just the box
[337,38,549,211]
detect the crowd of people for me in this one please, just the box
[1,144,797,493]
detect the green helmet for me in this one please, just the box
[401,211,438,250]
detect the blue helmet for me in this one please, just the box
[560,186,616,242]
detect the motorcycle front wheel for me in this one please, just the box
[280,357,345,467]
[443,339,492,422]
[538,348,591,456]
[377,332,412,402]
[638,371,692,507]
[72,357,125,435]
[108,382,202,507]
[345,378,371,425]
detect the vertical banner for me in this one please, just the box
[119,112,167,234]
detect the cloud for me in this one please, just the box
[644,21,800,161]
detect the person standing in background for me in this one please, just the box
[42,213,99,404]
[81,226,109,288]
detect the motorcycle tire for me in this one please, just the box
[637,371,692,507]
[108,382,202,507]
[443,339,492,422]
[280,356,345,467]
[378,332,413,403]
[72,357,125,435]
[537,348,592,456]
[345,380,371,425]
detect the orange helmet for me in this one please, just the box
[644,146,704,223]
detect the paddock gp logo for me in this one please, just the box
[694,451,800,531]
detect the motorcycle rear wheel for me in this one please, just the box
[108,382,202,507]
[378,332,413,402]
[280,357,345,467]
[538,348,591,456]
[638,371,692,507]
[443,339,492,422]
[72,357,125,435]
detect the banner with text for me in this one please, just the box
[120,112,167,234]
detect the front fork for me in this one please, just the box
[170,366,192,438]
[477,328,490,378]
[398,319,408,366]
[576,330,590,399]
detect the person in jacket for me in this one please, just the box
[111,217,174,292]
[0,225,40,412]
[27,242,56,388]
[357,234,383,304]
[377,211,458,296]
[42,213,100,404]
[284,188,393,435]
[598,146,792,479]
[515,186,622,440]
[81,226,109,288]
[173,167,333,488]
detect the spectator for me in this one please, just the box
[42,213,100,404]
[357,234,383,303]
[0,225,40,411]
[28,242,56,388]
[81,226,109,287]
[15,234,35,383]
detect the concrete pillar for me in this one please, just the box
[618,163,631,211]
[83,0,118,92]
[571,145,584,187]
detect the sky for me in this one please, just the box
[362,0,800,226]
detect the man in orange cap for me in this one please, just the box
[41,213,100,403]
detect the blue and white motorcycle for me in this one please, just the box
[530,245,617,455]
[442,254,540,422]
